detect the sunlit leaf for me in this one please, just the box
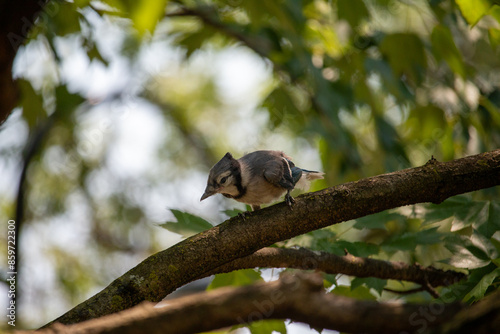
[455,0,493,26]
[131,0,169,35]
[444,234,493,269]
[247,319,287,334]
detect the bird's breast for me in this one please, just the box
[236,178,286,206]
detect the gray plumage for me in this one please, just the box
[200,150,324,210]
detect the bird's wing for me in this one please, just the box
[291,166,303,184]
[263,157,295,190]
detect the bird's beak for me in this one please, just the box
[200,186,216,201]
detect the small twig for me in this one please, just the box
[384,287,426,295]
[423,272,441,298]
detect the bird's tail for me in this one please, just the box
[294,169,324,190]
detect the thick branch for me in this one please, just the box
[46,150,500,326]
[205,247,465,288]
[37,273,465,334]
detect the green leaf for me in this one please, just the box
[263,86,303,128]
[175,25,218,57]
[379,33,427,84]
[421,196,488,230]
[414,227,443,244]
[85,41,109,66]
[207,269,262,290]
[444,234,492,268]
[247,319,287,334]
[489,28,500,49]
[74,0,91,8]
[406,105,447,141]
[332,240,380,257]
[382,233,417,252]
[18,79,46,129]
[160,209,213,237]
[374,115,408,165]
[431,25,467,77]
[50,2,82,36]
[337,0,370,27]
[463,264,500,302]
[474,201,500,238]
[455,0,493,26]
[286,228,338,251]
[353,210,407,230]
[382,227,442,252]
[223,208,245,218]
[131,0,169,35]
[364,58,413,101]
[351,277,387,295]
[331,284,377,300]
[55,86,85,118]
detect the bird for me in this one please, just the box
[200,150,324,211]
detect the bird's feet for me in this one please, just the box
[237,205,260,220]
[237,211,251,220]
[285,193,295,210]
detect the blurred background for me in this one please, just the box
[1,0,500,332]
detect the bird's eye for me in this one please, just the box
[220,176,227,185]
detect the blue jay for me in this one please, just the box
[200,150,324,210]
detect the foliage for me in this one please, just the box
[1,0,500,331]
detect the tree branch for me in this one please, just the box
[166,5,272,57]
[36,273,466,334]
[44,149,500,326]
[204,247,465,288]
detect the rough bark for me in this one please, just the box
[34,273,468,334]
[44,149,500,327]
